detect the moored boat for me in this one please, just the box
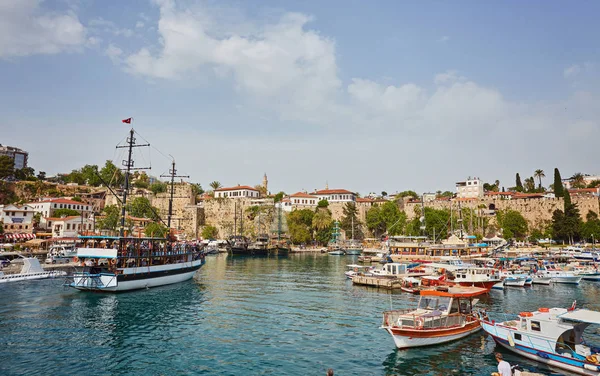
[381,287,487,349]
[479,303,600,375]
[0,257,65,283]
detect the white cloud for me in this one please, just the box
[564,62,595,78]
[105,43,123,64]
[434,70,466,85]
[0,0,86,58]
[438,35,450,43]
[136,21,145,29]
[89,17,134,38]
[124,1,340,116]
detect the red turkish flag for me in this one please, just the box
[122,118,132,124]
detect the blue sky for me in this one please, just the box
[1,0,599,195]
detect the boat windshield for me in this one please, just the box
[418,296,452,311]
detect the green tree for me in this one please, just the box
[515,173,523,192]
[97,205,120,232]
[554,168,564,197]
[287,209,314,244]
[150,181,167,194]
[71,196,83,202]
[52,208,80,218]
[381,191,388,197]
[366,205,386,238]
[65,169,86,185]
[581,211,600,243]
[496,209,528,240]
[570,172,586,189]
[312,208,333,245]
[587,180,600,188]
[191,183,204,196]
[201,225,219,239]
[36,171,46,180]
[437,191,454,198]
[126,197,160,220]
[99,160,124,188]
[14,167,36,181]
[32,212,42,228]
[273,191,285,203]
[534,169,545,189]
[524,177,535,192]
[145,222,169,238]
[80,164,101,186]
[209,181,222,191]
[317,199,329,208]
[0,156,14,179]
[339,202,363,240]
[396,191,419,200]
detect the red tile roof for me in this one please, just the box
[290,192,318,198]
[314,189,354,195]
[31,198,90,206]
[44,216,81,221]
[513,193,545,199]
[356,197,374,203]
[214,185,259,192]
[568,188,599,193]
[485,191,515,196]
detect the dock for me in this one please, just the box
[352,275,402,289]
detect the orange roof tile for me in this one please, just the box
[356,197,374,203]
[214,185,259,192]
[290,192,318,198]
[30,198,90,206]
[44,216,81,221]
[314,189,354,195]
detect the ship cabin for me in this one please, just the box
[76,235,203,274]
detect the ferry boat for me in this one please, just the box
[381,287,487,348]
[66,127,206,292]
[480,303,600,375]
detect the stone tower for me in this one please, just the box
[262,173,268,193]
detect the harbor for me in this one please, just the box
[1,253,599,375]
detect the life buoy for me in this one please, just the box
[73,257,79,263]
[110,259,117,265]
[519,312,533,317]
[538,307,549,313]
[415,317,424,329]
[586,354,599,364]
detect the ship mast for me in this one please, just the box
[160,158,189,230]
[116,128,150,238]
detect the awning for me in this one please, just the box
[2,233,36,240]
[560,309,600,325]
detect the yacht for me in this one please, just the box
[1,257,65,283]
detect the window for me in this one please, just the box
[514,333,522,340]
[531,321,541,331]
[66,224,70,230]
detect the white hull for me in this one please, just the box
[580,274,600,281]
[494,337,599,376]
[551,276,582,284]
[532,277,552,285]
[387,326,481,349]
[504,278,527,287]
[71,260,204,292]
[0,270,65,283]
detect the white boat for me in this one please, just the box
[0,257,65,283]
[344,264,373,279]
[45,243,77,264]
[69,238,205,292]
[480,303,600,375]
[381,287,487,348]
[531,275,552,285]
[537,265,582,284]
[328,250,345,255]
[503,276,527,287]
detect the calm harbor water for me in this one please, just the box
[1,254,600,375]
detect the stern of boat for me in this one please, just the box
[66,272,118,291]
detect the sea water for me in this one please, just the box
[0,254,597,375]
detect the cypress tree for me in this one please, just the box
[516,173,523,192]
[554,168,564,197]
[564,187,572,210]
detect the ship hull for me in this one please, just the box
[70,260,204,292]
[385,321,481,349]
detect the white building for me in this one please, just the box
[290,192,319,207]
[27,198,93,219]
[422,192,437,202]
[0,144,28,170]
[314,188,356,202]
[43,216,94,238]
[275,197,293,212]
[456,177,484,199]
[0,204,36,234]
[214,185,260,199]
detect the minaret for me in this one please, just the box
[262,173,268,193]
[325,181,329,190]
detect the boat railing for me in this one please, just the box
[382,310,467,329]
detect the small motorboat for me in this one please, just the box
[400,276,422,294]
[344,264,373,279]
[328,250,346,256]
[531,275,552,285]
[480,302,600,375]
[0,257,65,283]
[503,276,527,287]
[381,286,487,349]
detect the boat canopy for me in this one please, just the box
[77,248,118,259]
[559,309,600,325]
[420,287,487,298]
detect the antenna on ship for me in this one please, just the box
[116,127,150,239]
[160,157,189,230]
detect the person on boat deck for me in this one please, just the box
[494,352,511,376]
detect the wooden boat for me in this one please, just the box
[381,287,487,348]
[480,303,600,375]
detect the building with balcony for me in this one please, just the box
[0,144,28,170]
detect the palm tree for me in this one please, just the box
[571,173,586,189]
[312,209,332,231]
[524,177,535,192]
[209,181,222,191]
[534,169,545,190]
